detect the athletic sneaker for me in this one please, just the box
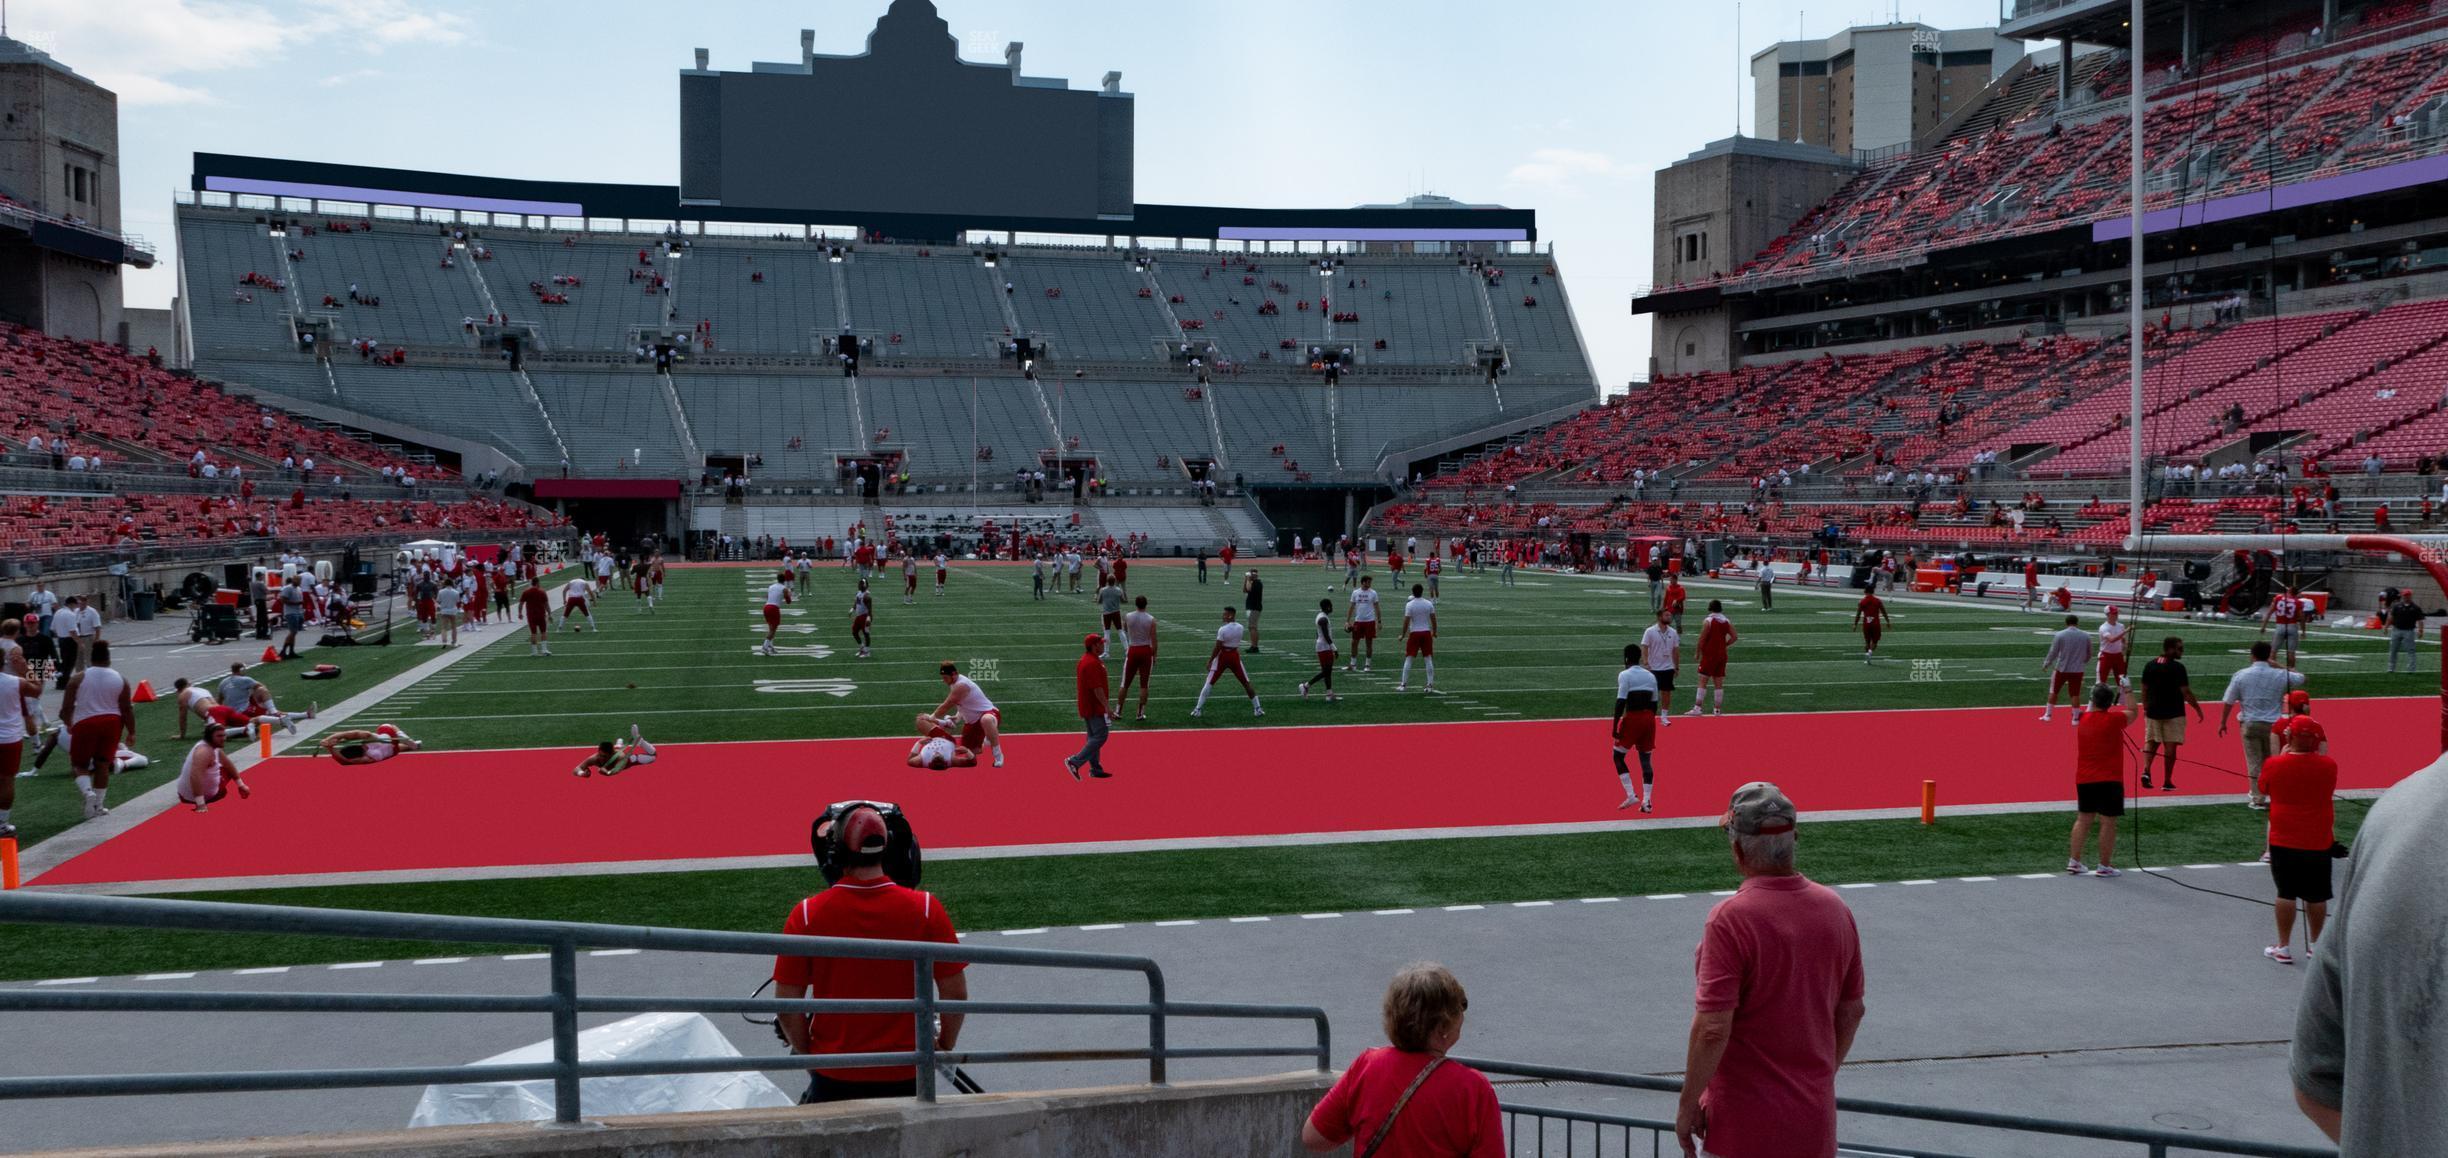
[992,748,1005,768]
[2139,771,2153,788]
[1189,708,1203,718]
[1639,801,1653,814]
[1684,707,1704,717]
[573,767,589,777]
[1393,683,1407,692]
[2038,712,2052,722]
[1298,684,1308,699]
[1252,706,1265,717]
[1088,768,1112,779]
[2066,858,2086,875]
[1065,759,1081,782]
[2092,866,2122,877]
[1617,793,1637,811]
[2264,945,2295,965]
[540,646,554,657]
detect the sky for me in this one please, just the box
[35,0,2015,387]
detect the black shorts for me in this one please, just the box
[2268,846,2334,904]
[1650,668,1676,694]
[2075,780,2124,817]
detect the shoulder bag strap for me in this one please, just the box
[1358,1056,1446,1158]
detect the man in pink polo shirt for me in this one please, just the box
[1676,782,1867,1158]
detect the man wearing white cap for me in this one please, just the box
[1677,783,1867,1158]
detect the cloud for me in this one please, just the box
[317,67,385,87]
[9,0,464,106]
[1503,147,1627,191]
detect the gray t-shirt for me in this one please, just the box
[217,674,259,707]
[2292,760,2448,1155]
[2222,662,2306,723]
[1098,585,1125,615]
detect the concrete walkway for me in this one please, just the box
[0,862,2333,1155]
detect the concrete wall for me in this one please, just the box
[1648,139,1856,375]
[16,1072,1334,1158]
[123,306,179,363]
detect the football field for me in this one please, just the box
[6,557,2433,979]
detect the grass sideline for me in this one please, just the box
[0,799,2347,982]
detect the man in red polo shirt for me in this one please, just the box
[773,807,969,1103]
[2262,721,2338,965]
[520,578,553,658]
[1064,634,1114,781]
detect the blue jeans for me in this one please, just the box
[1068,714,1108,774]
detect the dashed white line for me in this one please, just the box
[1078,924,1125,931]
[1443,904,1486,912]
[1373,909,1416,916]
[1002,928,1049,936]
[328,962,384,971]
[501,953,550,961]
[35,977,99,986]
[1300,913,1344,920]
[1580,897,1621,904]
[2235,862,2265,868]
[1154,920,1200,927]
[2015,873,2055,880]
[234,966,292,975]
[1839,883,1878,890]
[1710,889,1738,896]
[414,958,472,965]
[1229,916,1271,924]
[139,972,198,981]
[1512,901,1554,908]
[1901,879,1937,886]
[590,949,642,957]
[2183,864,2224,870]
[1645,893,1688,901]
[1960,876,1998,882]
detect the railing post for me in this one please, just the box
[1146,966,1168,1087]
[1314,1011,1332,1073]
[549,937,581,1125]
[912,957,938,1104]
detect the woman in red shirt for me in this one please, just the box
[1304,963,1502,1157]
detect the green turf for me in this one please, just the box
[6,636,456,853]
[331,561,2432,753]
[0,798,2354,981]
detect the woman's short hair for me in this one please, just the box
[1381,962,1468,1052]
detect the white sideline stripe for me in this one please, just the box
[1960,876,1998,882]
[1373,909,1415,916]
[2015,873,2055,880]
[1299,913,1343,920]
[501,953,549,961]
[1901,879,1937,885]
[36,977,99,986]
[1228,916,1271,923]
[1002,928,1049,936]
[1154,920,1199,927]
[234,967,291,975]
[1710,889,1738,896]
[413,958,472,965]
[1644,893,1687,900]
[590,949,643,956]
[1580,897,1620,904]
[139,972,197,981]
[328,962,383,970]
[1443,904,1485,912]
[1512,901,1553,908]
[2183,863,2225,869]
[2235,862,2266,867]
[1078,924,1125,931]
[1838,883,1877,890]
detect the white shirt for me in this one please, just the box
[1349,587,1381,623]
[2098,620,2128,656]
[1641,625,1680,671]
[563,579,593,603]
[1214,622,1247,651]
[178,685,214,717]
[1615,665,1660,707]
[594,555,615,578]
[917,736,957,768]
[765,582,792,608]
[1402,597,1436,634]
[0,673,30,743]
[1124,611,1157,649]
[946,675,996,716]
[49,607,78,637]
[1315,611,1335,653]
[178,740,228,802]
[73,665,129,721]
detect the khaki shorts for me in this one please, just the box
[2144,716,2186,744]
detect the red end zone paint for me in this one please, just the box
[35,698,2431,887]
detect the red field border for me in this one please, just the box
[31,698,2432,888]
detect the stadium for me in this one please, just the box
[1,0,2445,1153]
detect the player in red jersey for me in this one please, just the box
[1189,607,1263,719]
[2022,557,2042,612]
[1689,599,1738,716]
[2262,585,2306,667]
[521,577,554,657]
[1423,554,1442,598]
[853,540,878,582]
[1661,575,1688,633]
[1219,542,1237,574]
[2050,583,2075,613]
[1854,589,1889,663]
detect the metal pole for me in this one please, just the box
[549,938,581,1125]
[912,958,939,1103]
[1147,965,1169,1086]
[2126,0,2147,556]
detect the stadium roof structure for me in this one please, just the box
[2001,0,2327,48]
[191,151,1537,246]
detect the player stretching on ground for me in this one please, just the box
[1300,598,1339,703]
[574,725,658,777]
[175,723,251,813]
[1345,575,1380,672]
[2263,585,2306,667]
[906,713,979,769]
[902,552,919,604]
[931,662,1006,767]
[2096,605,2130,691]
[760,570,794,657]
[1121,596,1158,720]
[850,580,874,659]
[316,724,423,765]
[1612,644,1661,812]
[1395,584,1437,693]
[2040,614,2093,725]
[560,575,599,633]
[523,578,554,657]
[1690,599,1738,716]
[1855,587,1889,663]
[1190,607,1263,719]
[171,677,219,740]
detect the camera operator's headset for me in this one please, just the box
[746,801,981,1095]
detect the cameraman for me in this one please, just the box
[772,806,969,1104]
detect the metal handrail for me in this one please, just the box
[1454,1057,2335,1158]
[0,893,1330,1125]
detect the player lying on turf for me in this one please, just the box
[574,725,658,777]
[176,722,251,813]
[316,724,422,765]
[906,713,980,770]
